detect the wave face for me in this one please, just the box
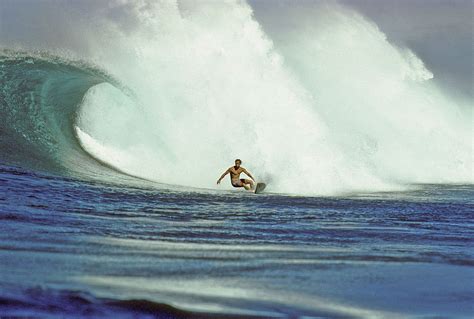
[0,1,472,195]
[0,54,108,177]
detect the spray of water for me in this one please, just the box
[1,0,471,195]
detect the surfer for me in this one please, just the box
[217,159,255,191]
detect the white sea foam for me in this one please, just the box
[3,1,472,194]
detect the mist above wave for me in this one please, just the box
[1,1,471,195]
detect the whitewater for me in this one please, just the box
[1,0,471,195]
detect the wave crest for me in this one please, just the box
[0,1,472,195]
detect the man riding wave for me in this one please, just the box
[217,159,255,191]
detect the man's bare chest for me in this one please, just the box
[230,168,243,176]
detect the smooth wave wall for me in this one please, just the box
[0,1,472,195]
[0,54,106,176]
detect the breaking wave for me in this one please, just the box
[0,1,471,195]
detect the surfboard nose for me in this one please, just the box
[255,182,266,194]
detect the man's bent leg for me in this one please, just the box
[246,179,255,190]
[242,179,254,191]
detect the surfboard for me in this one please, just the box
[254,182,266,194]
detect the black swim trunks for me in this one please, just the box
[231,179,246,187]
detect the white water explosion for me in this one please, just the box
[2,1,472,195]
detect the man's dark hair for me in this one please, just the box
[235,159,242,164]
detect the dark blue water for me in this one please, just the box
[1,163,473,318]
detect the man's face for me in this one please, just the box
[235,161,241,167]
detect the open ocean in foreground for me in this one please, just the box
[1,163,473,318]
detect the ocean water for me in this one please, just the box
[1,1,473,318]
[1,163,473,318]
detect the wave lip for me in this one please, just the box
[0,53,143,185]
[1,0,473,195]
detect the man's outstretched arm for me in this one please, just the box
[217,168,230,184]
[243,168,255,182]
